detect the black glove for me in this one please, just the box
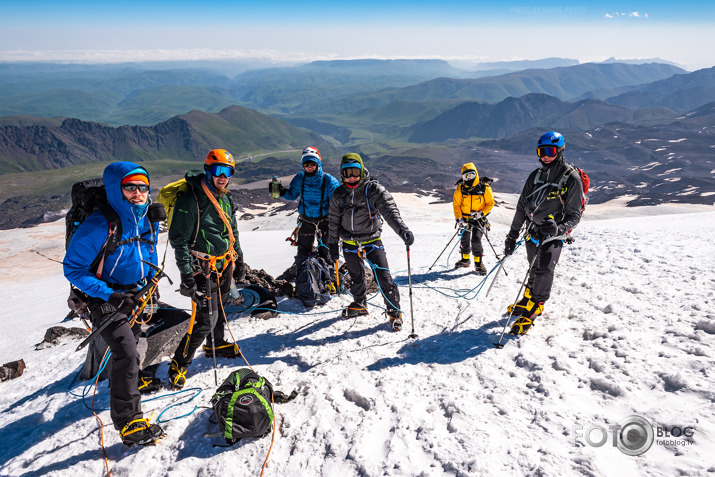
[233,256,247,283]
[538,218,559,237]
[400,229,415,246]
[179,273,198,299]
[107,291,138,316]
[279,184,286,196]
[504,234,517,256]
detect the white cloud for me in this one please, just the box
[604,11,647,19]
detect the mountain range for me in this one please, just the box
[0,58,714,229]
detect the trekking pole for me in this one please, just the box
[428,225,462,271]
[479,223,508,277]
[493,236,557,349]
[485,255,507,298]
[406,245,418,339]
[492,252,538,349]
[204,261,219,386]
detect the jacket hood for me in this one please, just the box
[103,161,150,221]
[460,162,480,182]
[460,162,480,187]
[185,169,207,188]
[302,153,324,177]
[340,153,366,185]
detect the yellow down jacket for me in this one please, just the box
[453,163,494,219]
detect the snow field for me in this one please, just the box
[0,196,714,476]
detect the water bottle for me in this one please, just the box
[229,283,245,305]
[270,176,281,199]
[229,283,241,300]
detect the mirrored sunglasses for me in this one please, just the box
[537,146,559,158]
[462,171,477,180]
[303,161,317,168]
[211,164,234,178]
[121,183,150,192]
[342,167,361,178]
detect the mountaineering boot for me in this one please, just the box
[203,340,240,358]
[506,288,543,316]
[454,254,471,268]
[386,309,403,332]
[120,417,165,447]
[474,256,487,276]
[168,359,188,390]
[342,302,369,318]
[138,376,162,394]
[509,315,535,336]
[509,300,544,336]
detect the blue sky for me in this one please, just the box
[1,1,713,69]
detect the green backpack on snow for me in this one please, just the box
[211,368,274,445]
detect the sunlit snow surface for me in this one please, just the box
[0,193,714,476]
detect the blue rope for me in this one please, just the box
[146,387,203,423]
[67,348,112,412]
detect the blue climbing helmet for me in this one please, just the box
[536,131,565,159]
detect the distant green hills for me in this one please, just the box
[2,57,715,229]
[0,105,334,174]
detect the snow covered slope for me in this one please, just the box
[0,194,713,476]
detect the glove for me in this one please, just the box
[478,216,490,231]
[328,243,340,263]
[107,291,138,316]
[455,218,465,228]
[400,229,415,246]
[504,234,517,256]
[151,286,160,302]
[538,218,559,237]
[179,273,198,299]
[233,256,247,283]
[279,184,287,196]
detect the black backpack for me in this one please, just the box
[65,177,164,313]
[211,369,274,445]
[295,252,333,307]
[65,178,123,313]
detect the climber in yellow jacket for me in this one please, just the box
[452,162,494,275]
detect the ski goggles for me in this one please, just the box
[537,146,559,158]
[210,164,234,178]
[462,171,477,181]
[121,183,150,192]
[341,167,361,178]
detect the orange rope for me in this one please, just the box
[260,392,276,477]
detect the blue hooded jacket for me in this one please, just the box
[63,162,159,301]
[282,155,340,218]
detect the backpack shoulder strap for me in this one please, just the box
[90,204,122,277]
[318,175,327,217]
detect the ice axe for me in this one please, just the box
[75,262,171,352]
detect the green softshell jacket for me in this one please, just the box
[169,170,242,275]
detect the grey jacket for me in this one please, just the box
[328,171,407,244]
